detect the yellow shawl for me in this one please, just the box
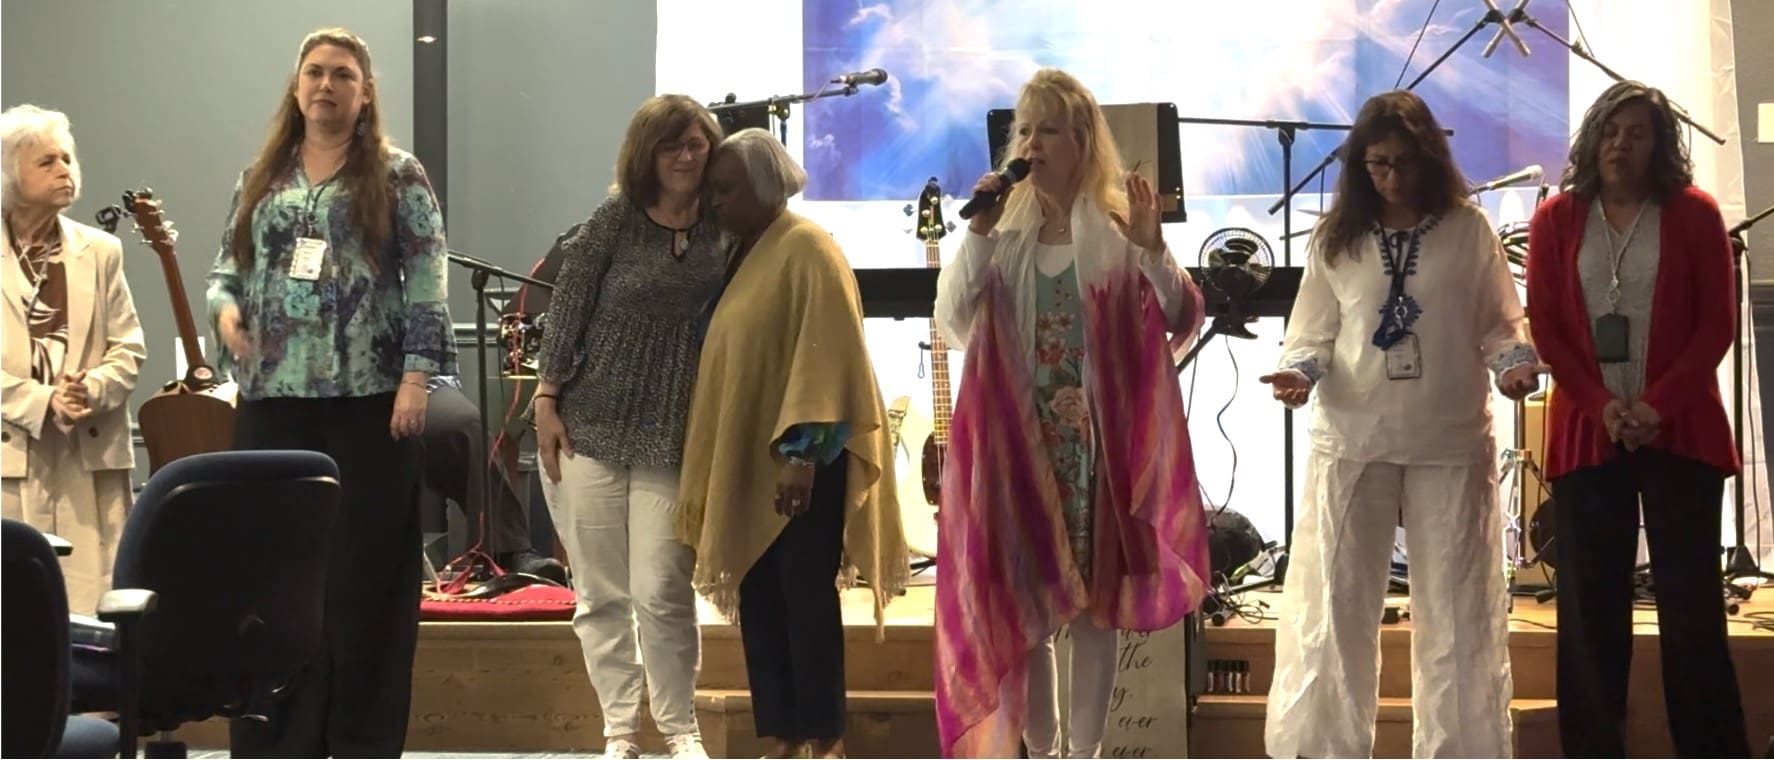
[677,211,908,635]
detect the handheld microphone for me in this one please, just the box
[832,68,889,87]
[957,158,1031,220]
[1470,164,1543,195]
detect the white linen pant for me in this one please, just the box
[541,454,701,738]
[1024,615,1119,759]
[1265,455,1513,759]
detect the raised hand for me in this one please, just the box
[1109,172,1165,254]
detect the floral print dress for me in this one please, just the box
[1035,262,1095,580]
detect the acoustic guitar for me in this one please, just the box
[98,190,237,472]
[888,178,952,561]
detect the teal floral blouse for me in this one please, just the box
[206,148,456,400]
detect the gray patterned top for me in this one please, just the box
[533,195,729,468]
[1578,202,1661,401]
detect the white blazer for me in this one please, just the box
[1,214,146,477]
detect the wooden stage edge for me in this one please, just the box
[172,584,1774,758]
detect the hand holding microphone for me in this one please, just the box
[959,158,1030,235]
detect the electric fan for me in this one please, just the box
[1498,221,1529,284]
[1178,227,1273,371]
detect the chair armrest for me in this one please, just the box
[44,531,73,556]
[95,588,158,623]
[69,614,118,650]
[96,588,156,758]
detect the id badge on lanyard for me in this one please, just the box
[290,182,331,282]
[1374,226,1425,380]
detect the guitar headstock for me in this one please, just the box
[915,177,954,243]
[119,189,178,259]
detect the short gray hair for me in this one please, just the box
[718,128,806,211]
[0,104,81,212]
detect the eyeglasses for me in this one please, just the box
[656,140,710,158]
[1363,155,1418,176]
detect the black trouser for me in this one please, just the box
[419,384,531,555]
[228,394,422,758]
[1550,446,1750,758]
[738,453,848,742]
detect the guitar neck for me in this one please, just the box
[155,250,210,378]
[925,239,952,442]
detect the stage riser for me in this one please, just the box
[1203,630,1519,700]
[171,692,942,757]
[1201,624,1771,756]
[169,615,1771,757]
[410,621,935,692]
[1188,697,1561,758]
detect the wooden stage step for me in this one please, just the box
[167,587,1772,757]
[1189,695,1561,758]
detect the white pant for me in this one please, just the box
[1266,456,1513,759]
[542,454,701,738]
[1025,616,1119,759]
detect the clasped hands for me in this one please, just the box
[47,370,92,432]
[1603,398,1661,451]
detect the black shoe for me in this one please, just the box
[500,550,568,586]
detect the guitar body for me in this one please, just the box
[137,381,238,472]
[98,189,238,473]
[920,436,945,506]
[889,396,939,559]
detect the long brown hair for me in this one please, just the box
[1560,81,1693,202]
[230,28,393,270]
[1312,90,1469,265]
[610,94,724,207]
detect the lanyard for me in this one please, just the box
[1378,227,1421,301]
[300,173,339,238]
[1370,217,1434,350]
[1599,203,1646,312]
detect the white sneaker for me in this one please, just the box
[668,732,710,759]
[602,738,642,759]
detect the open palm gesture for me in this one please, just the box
[1110,172,1165,252]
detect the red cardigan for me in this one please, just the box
[1524,186,1739,480]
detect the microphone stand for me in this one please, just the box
[1178,115,1361,586]
[1504,3,1725,145]
[1267,5,1504,217]
[446,250,553,565]
[709,81,872,145]
[1727,205,1774,585]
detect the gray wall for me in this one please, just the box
[1736,0,1774,278]
[441,1,656,407]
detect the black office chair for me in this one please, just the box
[72,449,342,757]
[2,519,124,758]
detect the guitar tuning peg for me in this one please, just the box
[903,203,914,216]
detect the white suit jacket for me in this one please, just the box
[1,215,146,476]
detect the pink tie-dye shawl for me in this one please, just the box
[933,263,1211,758]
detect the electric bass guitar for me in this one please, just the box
[98,190,237,472]
[887,178,953,561]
